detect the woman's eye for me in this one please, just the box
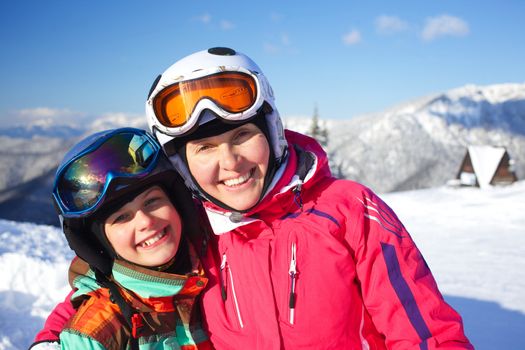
[234,130,252,143]
[195,144,212,153]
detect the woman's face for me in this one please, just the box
[185,123,270,211]
[104,186,182,267]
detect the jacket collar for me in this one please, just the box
[69,241,206,302]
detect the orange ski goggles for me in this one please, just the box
[151,70,264,136]
[153,71,259,126]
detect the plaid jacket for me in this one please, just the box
[60,252,213,350]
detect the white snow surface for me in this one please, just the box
[0,182,524,349]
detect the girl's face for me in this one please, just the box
[104,186,182,267]
[185,123,270,211]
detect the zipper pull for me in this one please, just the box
[292,184,303,211]
[288,242,297,324]
[220,254,227,301]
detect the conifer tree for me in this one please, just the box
[309,104,328,147]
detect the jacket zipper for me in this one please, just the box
[360,305,371,350]
[288,242,297,325]
[219,254,228,301]
[220,253,244,328]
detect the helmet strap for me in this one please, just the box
[94,270,140,349]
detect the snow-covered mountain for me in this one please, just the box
[0,82,524,223]
[319,82,525,192]
[1,181,524,350]
[0,114,146,225]
[0,124,85,139]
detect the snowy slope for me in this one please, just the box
[0,182,524,350]
[0,221,74,349]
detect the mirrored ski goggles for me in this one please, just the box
[152,71,261,135]
[53,129,161,218]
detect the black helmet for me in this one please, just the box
[52,127,196,276]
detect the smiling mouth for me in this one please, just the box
[139,229,167,248]
[222,169,255,187]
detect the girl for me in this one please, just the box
[48,127,212,350]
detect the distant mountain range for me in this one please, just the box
[1,82,524,225]
[0,124,85,139]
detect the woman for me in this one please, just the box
[34,48,473,349]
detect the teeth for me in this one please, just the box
[140,230,167,247]
[223,171,252,187]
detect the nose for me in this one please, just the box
[218,144,241,171]
[134,209,155,231]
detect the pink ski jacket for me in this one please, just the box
[34,130,473,350]
[196,130,473,349]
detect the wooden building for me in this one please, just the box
[456,145,517,188]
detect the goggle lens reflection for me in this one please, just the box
[56,132,156,213]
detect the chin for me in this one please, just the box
[230,202,257,212]
[232,195,260,211]
[147,252,177,267]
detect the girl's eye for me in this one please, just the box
[144,197,160,207]
[112,212,130,224]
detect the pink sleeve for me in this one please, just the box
[352,191,473,349]
[33,289,76,342]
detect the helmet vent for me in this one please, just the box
[208,47,236,56]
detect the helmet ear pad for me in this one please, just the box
[62,218,114,277]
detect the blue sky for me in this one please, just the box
[1,0,524,126]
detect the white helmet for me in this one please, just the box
[145,47,288,207]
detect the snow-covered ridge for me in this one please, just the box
[0,124,84,139]
[0,113,146,139]
[381,82,525,116]
[446,83,525,104]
